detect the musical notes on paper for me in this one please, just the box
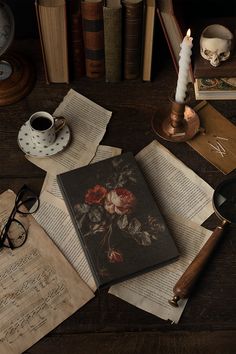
[0,190,94,354]
[0,246,71,346]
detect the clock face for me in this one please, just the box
[0,2,15,56]
[0,60,12,80]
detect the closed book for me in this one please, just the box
[103,0,122,82]
[81,0,105,79]
[35,0,69,83]
[142,0,156,81]
[122,0,144,80]
[194,77,236,100]
[57,153,179,288]
[67,0,86,80]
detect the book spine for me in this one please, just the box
[103,4,122,82]
[67,0,86,80]
[81,0,105,79]
[35,0,69,84]
[142,0,156,81]
[122,0,144,80]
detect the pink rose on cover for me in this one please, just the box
[104,188,136,215]
[85,184,107,205]
[108,249,123,263]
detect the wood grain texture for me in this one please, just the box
[1,38,236,354]
[25,331,236,354]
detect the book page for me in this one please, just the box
[109,215,212,323]
[0,190,94,354]
[41,145,122,200]
[33,191,97,292]
[109,140,214,322]
[26,89,112,175]
[135,140,214,224]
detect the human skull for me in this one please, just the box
[200,24,233,67]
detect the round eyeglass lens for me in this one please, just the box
[17,189,39,214]
[213,178,236,224]
[1,219,27,248]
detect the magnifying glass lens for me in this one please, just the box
[213,178,236,224]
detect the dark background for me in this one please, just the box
[5,0,236,39]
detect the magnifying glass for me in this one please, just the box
[169,177,236,307]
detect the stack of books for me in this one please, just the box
[35,0,159,84]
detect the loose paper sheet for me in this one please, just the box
[26,89,112,175]
[34,190,97,291]
[41,145,122,200]
[135,140,214,224]
[0,190,94,354]
[34,145,122,292]
[188,101,236,174]
[109,140,215,323]
[109,215,211,323]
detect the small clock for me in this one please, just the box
[0,1,35,106]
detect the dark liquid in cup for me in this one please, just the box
[31,117,52,131]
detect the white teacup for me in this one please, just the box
[29,111,66,147]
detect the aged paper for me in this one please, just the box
[41,145,122,200]
[188,101,236,174]
[0,190,94,354]
[34,190,97,292]
[109,140,215,322]
[34,145,122,292]
[26,89,112,175]
[135,140,214,224]
[109,215,212,323]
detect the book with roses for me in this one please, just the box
[57,153,179,288]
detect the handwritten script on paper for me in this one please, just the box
[0,190,94,354]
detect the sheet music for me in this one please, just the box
[26,89,112,175]
[0,190,94,354]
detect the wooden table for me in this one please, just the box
[1,39,236,354]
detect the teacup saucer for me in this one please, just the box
[17,120,71,158]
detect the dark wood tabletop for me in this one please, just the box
[1,38,236,354]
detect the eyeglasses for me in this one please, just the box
[0,185,40,249]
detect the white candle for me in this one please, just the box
[175,29,193,103]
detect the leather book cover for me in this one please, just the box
[103,1,122,82]
[67,0,85,80]
[57,153,179,288]
[81,0,105,79]
[122,0,144,80]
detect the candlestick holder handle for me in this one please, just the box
[151,94,201,142]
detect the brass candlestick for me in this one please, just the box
[151,94,200,142]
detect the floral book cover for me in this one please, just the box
[57,153,179,288]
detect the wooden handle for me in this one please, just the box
[169,220,228,307]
